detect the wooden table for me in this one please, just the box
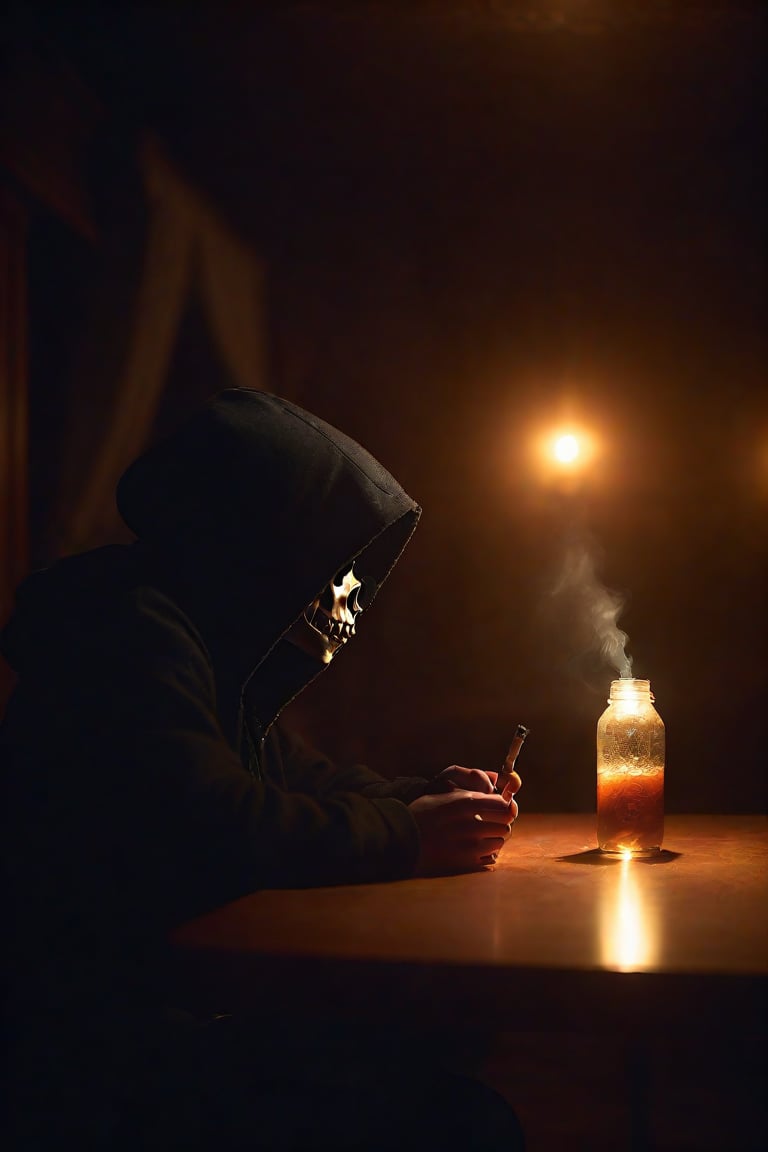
[169,814,767,1038]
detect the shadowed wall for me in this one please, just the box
[6,2,767,812]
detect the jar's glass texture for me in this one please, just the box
[596,678,665,856]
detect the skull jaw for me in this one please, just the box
[283,612,352,665]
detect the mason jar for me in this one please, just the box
[596,678,665,856]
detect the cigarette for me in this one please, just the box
[496,723,530,795]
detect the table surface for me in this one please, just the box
[169,814,768,1033]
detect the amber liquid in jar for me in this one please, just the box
[597,678,665,856]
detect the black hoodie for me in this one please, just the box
[1,390,426,1128]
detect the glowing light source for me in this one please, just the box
[526,417,602,488]
[541,426,597,474]
[553,433,580,465]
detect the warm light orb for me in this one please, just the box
[528,418,600,485]
[552,433,580,465]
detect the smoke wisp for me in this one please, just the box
[550,540,633,679]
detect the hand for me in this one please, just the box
[408,790,518,876]
[500,769,522,802]
[423,764,498,795]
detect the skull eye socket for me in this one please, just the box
[318,567,364,613]
[346,580,362,614]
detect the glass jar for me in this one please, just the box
[596,678,665,856]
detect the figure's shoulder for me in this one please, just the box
[105,584,213,682]
[122,584,203,639]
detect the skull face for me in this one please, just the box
[285,564,364,664]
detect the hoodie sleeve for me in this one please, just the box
[265,723,429,805]
[110,590,421,912]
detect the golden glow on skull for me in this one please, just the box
[286,564,364,664]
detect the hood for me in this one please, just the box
[119,389,422,734]
[116,387,420,657]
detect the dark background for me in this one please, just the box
[4,1,767,813]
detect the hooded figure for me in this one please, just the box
[1,389,522,1150]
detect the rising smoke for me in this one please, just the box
[550,539,633,679]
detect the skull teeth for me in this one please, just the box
[314,616,355,644]
[300,564,363,660]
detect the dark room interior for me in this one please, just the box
[3,0,766,811]
[2,3,766,1150]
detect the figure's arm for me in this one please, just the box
[264,724,517,878]
[266,725,508,804]
[266,721,429,804]
[105,591,421,911]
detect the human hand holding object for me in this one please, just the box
[408,791,517,876]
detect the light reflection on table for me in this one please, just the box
[169,814,767,1035]
[600,853,660,972]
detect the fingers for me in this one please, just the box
[439,766,496,794]
[501,770,522,799]
[478,833,507,854]
[427,766,520,801]
[429,790,519,832]
[409,787,520,877]
[469,818,513,858]
[424,839,506,875]
[457,791,516,816]
[457,831,508,870]
[473,811,516,868]
[463,768,496,794]
[473,813,516,838]
[478,824,515,868]
[465,798,519,827]
[424,776,460,795]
